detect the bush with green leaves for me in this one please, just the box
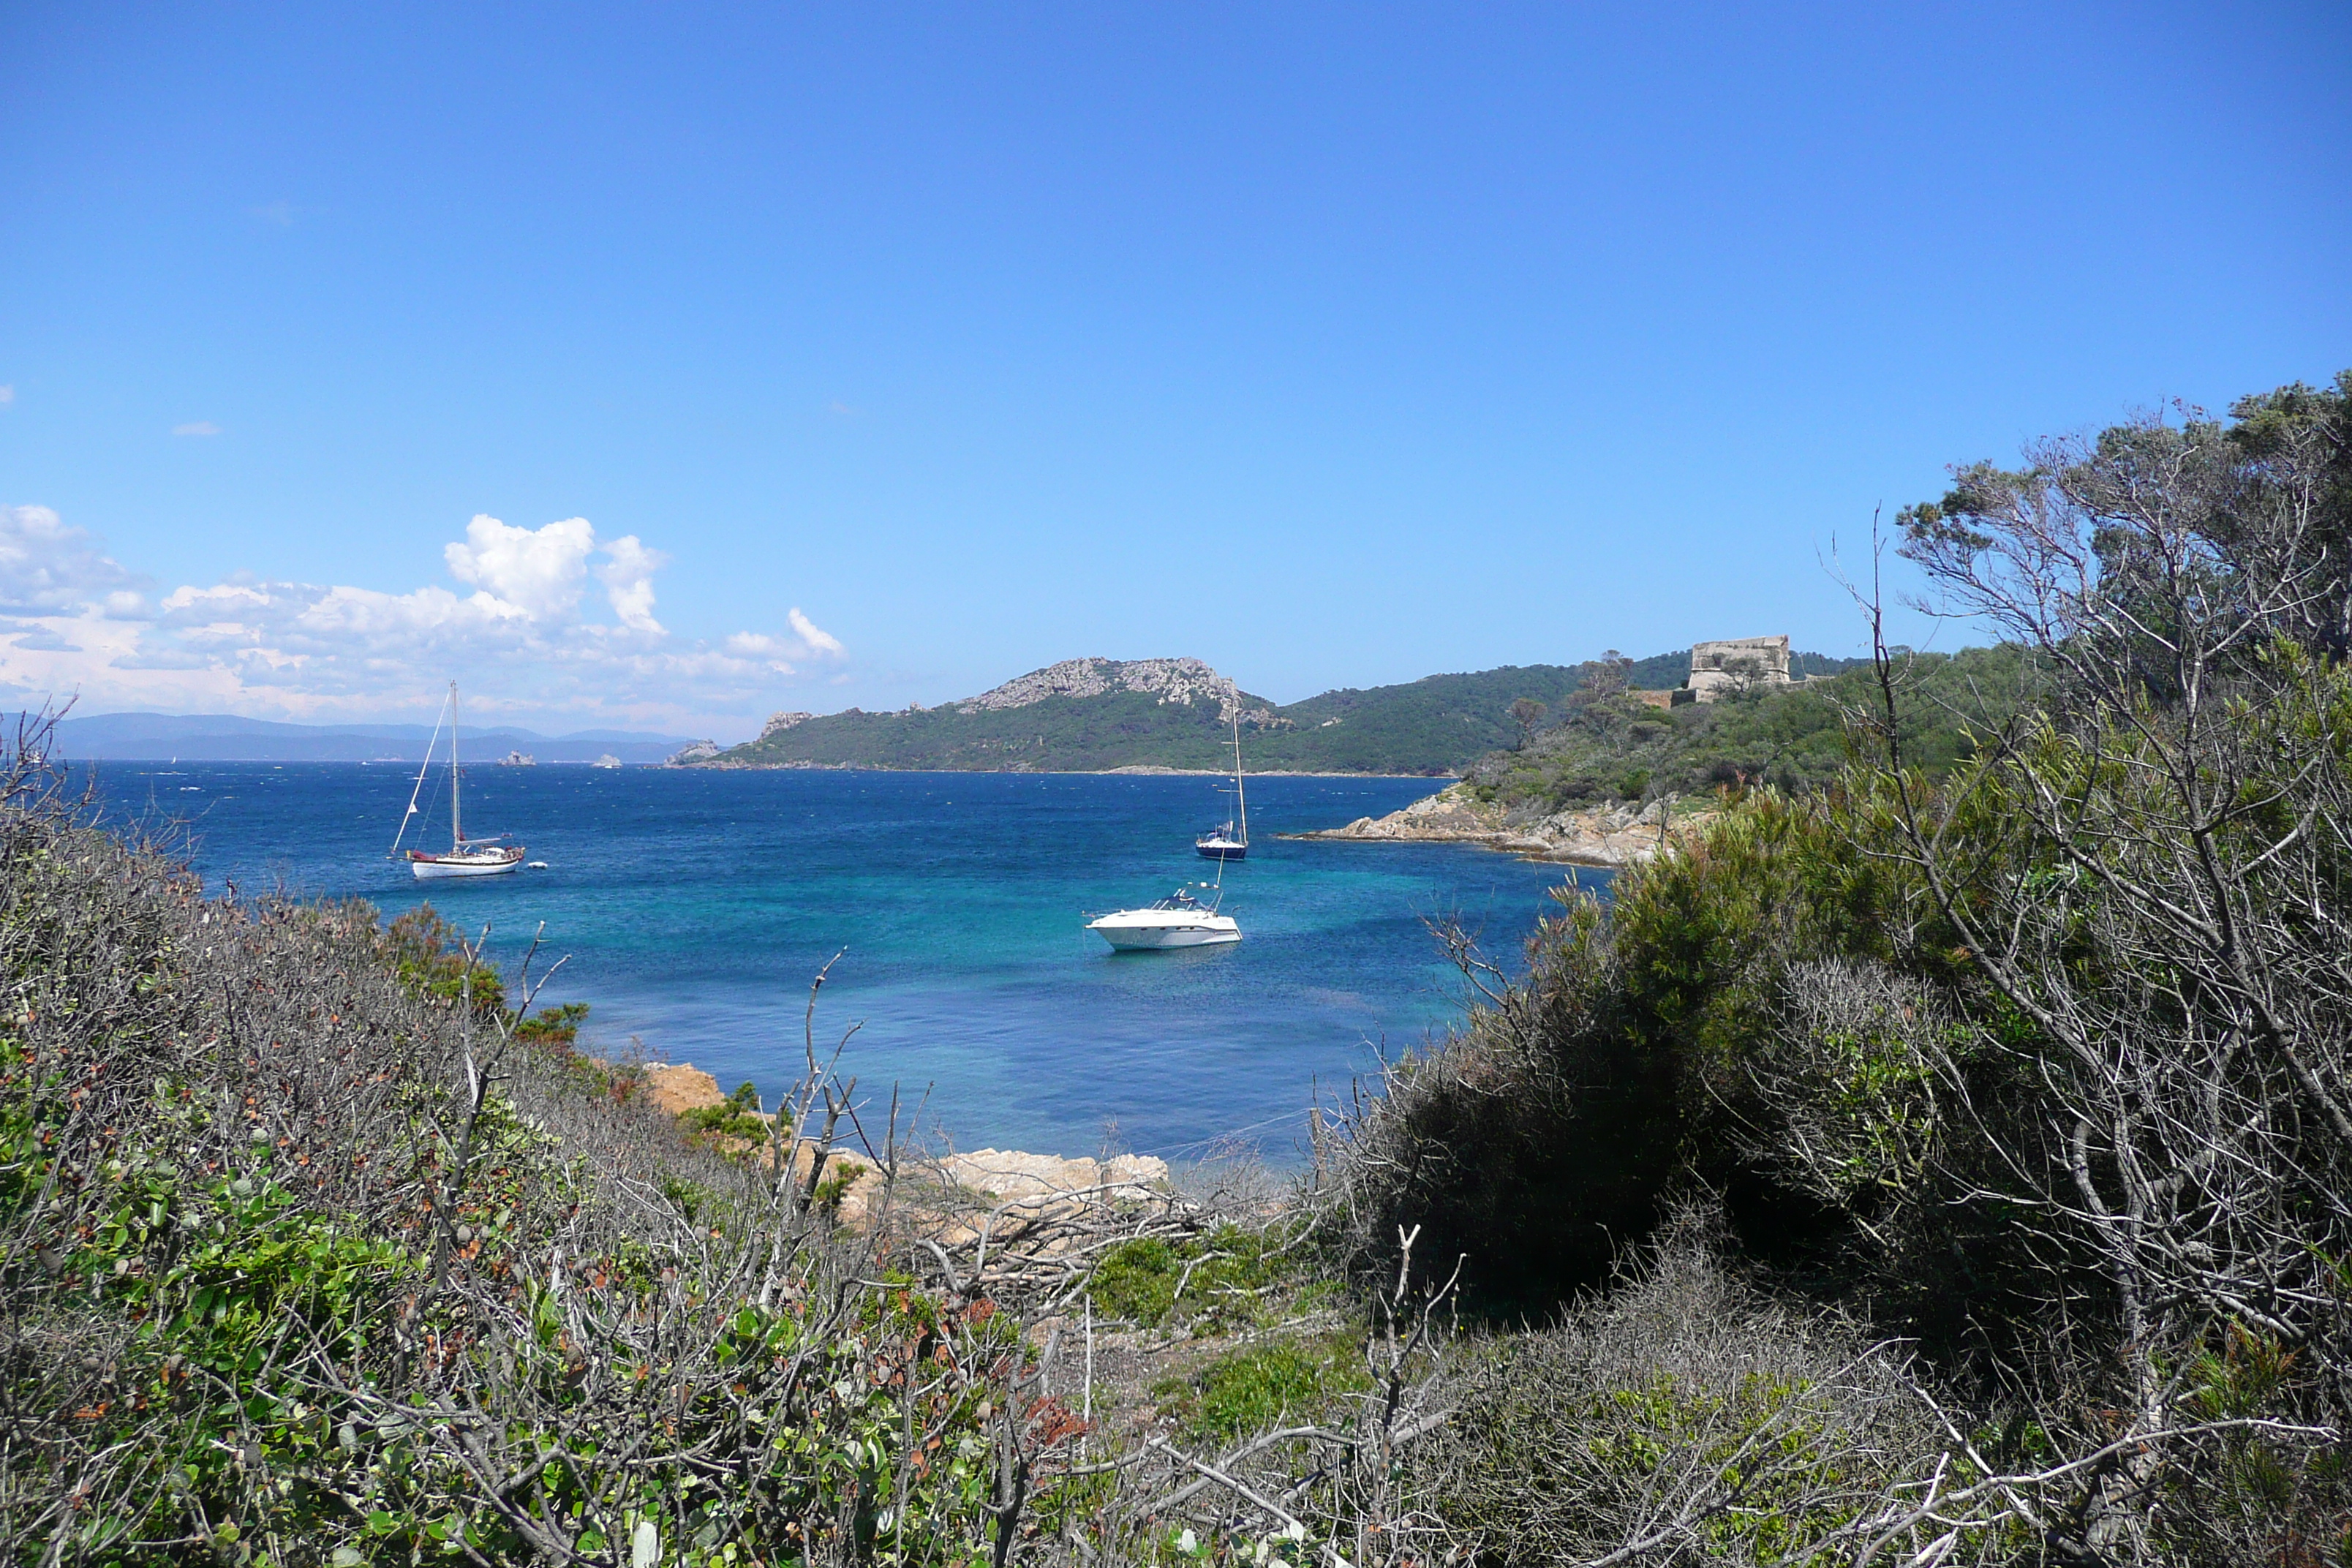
[680,1079,777,1144]
[1320,373,2352,1563]
[1406,1223,1943,1567]
[1151,1336,1369,1445]
[0,743,1047,1567]
[1088,1224,1309,1333]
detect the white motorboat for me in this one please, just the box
[1194,709,1250,860]
[1087,885,1240,951]
[390,681,526,881]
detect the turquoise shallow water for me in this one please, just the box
[89,764,1599,1163]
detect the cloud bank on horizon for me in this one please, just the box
[0,504,841,730]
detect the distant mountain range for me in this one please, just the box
[703,650,1863,776]
[46,712,695,764]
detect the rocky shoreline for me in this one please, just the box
[640,1063,1173,1232]
[676,755,1445,777]
[1286,780,1710,868]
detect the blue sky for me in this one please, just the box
[2,2,2345,736]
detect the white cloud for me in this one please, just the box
[443,514,595,620]
[172,421,222,437]
[723,632,796,674]
[0,505,845,731]
[0,505,144,614]
[0,385,15,407]
[789,607,845,655]
[595,534,668,634]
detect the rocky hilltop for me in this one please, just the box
[758,710,815,740]
[954,656,1282,728]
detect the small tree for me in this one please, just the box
[1507,697,1547,750]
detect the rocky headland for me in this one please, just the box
[1289,780,1712,867]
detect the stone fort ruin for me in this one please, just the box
[1686,635,1794,702]
[1632,635,1802,708]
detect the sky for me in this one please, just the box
[1,3,2345,737]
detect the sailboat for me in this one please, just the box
[1194,709,1250,860]
[390,682,527,880]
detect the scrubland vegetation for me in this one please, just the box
[1463,646,2027,810]
[8,373,2351,1564]
[1330,373,2352,1561]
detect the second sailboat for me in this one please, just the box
[1194,708,1250,860]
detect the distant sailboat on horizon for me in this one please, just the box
[390,681,527,880]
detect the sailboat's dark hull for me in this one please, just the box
[1195,840,1248,861]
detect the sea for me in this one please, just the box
[85,763,1603,1166]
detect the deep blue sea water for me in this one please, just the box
[86,764,1599,1164]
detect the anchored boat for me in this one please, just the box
[1086,884,1241,950]
[1194,709,1250,860]
[390,681,527,880]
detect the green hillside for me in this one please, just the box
[713,690,1290,772]
[709,655,1850,774]
[1466,645,2033,807]
[1252,664,1594,772]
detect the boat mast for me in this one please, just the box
[390,687,452,858]
[390,686,449,860]
[449,679,462,851]
[1232,709,1248,846]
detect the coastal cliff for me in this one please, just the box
[1292,780,1713,867]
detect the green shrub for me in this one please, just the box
[810,1158,866,1215]
[1090,1224,1296,1332]
[679,1079,773,1143]
[1153,1335,1368,1444]
[1317,785,1962,1314]
[1409,1229,1941,1567]
[383,903,510,1015]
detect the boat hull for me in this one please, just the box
[410,850,526,880]
[1087,911,1242,950]
[1194,840,1248,861]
